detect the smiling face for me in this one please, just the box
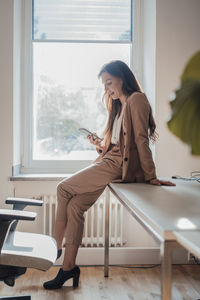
[101,72,124,100]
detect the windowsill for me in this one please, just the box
[10,173,73,181]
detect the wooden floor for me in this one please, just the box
[0,265,200,300]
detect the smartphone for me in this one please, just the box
[78,128,103,141]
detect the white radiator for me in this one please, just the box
[42,191,124,247]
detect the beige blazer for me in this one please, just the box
[96,92,157,183]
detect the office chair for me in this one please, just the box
[0,197,57,300]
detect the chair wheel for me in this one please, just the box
[4,277,15,287]
[0,265,27,287]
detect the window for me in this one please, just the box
[21,0,141,173]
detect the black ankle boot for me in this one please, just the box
[43,266,80,290]
[57,249,62,259]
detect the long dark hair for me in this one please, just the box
[98,60,156,144]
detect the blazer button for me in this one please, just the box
[124,132,126,135]
[124,157,128,162]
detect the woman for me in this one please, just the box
[43,60,175,290]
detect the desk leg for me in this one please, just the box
[160,240,173,300]
[104,186,110,277]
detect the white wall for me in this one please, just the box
[155,0,200,177]
[0,0,14,204]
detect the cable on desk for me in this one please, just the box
[172,170,200,183]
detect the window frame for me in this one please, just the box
[21,0,143,174]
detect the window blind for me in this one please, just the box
[33,0,132,42]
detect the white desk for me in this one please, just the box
[174,231,200,260]
[104,179,200,300]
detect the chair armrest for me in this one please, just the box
[6,197,43,207]
[5,198,41,232]
[0,209,36,221]
[0,209,37,253]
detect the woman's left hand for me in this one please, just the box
[149,178,176,186]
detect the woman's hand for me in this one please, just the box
[149,178,176,186]
[87,133,105,153]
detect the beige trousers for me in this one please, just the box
[56,145,122,245]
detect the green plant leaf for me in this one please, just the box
[167,80,200,155]
[181,50,200,83]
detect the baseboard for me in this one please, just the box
[55,247,188,266]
